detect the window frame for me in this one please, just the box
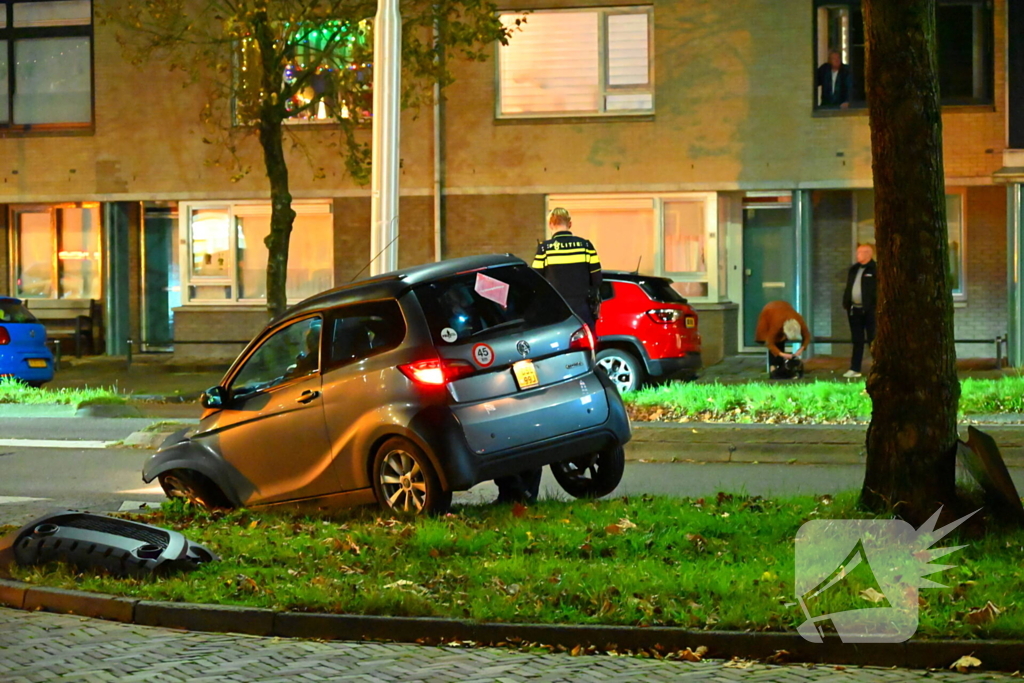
[0,0,95,132]
[544,192,721,304]
[8,202,103,300]
[811,0,994,113]
[179,200,335,306]
[495,6,655,120]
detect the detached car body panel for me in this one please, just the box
[0,297,55,386]
[143,255,631,512]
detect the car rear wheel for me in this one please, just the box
[596,348,645,394]
[372,437,451,515]
[158,469,232,510]
[550,444,625,499]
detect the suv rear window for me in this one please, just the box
[0,300,36,323]
[415,265,573,344]
[640,279,687,304]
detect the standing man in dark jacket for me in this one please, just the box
[531,207,603,331]
[842,244,877,378]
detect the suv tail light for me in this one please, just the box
[0,326,8,345]
[399,358,475,386]
[647,309,682,324]
[569,325,595,352]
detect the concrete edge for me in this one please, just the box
[0,579,1022,671]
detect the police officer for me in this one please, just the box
[531,207,603,330]
[495,208,603,505]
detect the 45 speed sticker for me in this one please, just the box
[472,343,495,367]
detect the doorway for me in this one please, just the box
[141,203,180,351]
[742,198,795,347]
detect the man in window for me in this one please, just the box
[842,244,877,378]
[817,50,852,109]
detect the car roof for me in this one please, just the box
[603,271,674,285]
[280,254,526,321]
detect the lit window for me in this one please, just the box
[12,204,101,299]
[497,8,653,118]
[946,193,965,297]
[813,0,993,110]
[183,202,335,304]
[547,193,720,301]
[234,21,372,125]
[0,0,93,127]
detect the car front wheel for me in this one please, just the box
[158,469,232,510]
[372,437,451,515]
[596,348,645,394]
[550,444,625,499]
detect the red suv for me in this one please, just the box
[594,272,702,393]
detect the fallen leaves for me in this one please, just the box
[605,518,638,535]
[860,587,887,604]
[512,502,528,519]
[950,655,982,673]
[964,601,1002,626]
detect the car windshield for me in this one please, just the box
[0,300,37,323]
[640,279,687,303]
[414,265,573,344]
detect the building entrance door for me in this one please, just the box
[742,201,795,348]
[141,203,180,351]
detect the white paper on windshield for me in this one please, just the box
[474,272,510,308]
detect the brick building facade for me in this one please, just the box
[1,0,1023,365]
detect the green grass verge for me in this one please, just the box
[5,494,1023,639]
[0,378,126,407]
[626,377,1024,424]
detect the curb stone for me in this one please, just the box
[0,578,1022,671]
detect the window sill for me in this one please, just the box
[812,103,996,118]
[495,113,655,125]
[0,124,94,138]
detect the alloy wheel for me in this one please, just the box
[597,355,635,393]
[379,449,428,513]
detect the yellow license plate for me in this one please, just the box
[685,317,696,328]
[512,360,539,390]
[27,359,48,368]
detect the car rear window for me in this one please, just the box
[0,300,36,323]
[414,265,573,344]
[641,279,688,304]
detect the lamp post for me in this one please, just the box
[369,0,401,276]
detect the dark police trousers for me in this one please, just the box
[848,307,876,372]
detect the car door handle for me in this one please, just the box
[297,390,320,404]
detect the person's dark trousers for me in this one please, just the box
[495,468,542,504]
[848,307,876,372]
[767,350,786,378]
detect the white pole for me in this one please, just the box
[370,0,401,276]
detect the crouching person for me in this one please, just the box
[754,300,811,379]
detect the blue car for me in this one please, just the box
[0,297,55,387]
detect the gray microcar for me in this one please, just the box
[142,254,632,514]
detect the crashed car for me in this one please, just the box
[144,254,632,514]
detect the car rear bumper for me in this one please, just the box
[0,350,55,383]
[647,352,702,379]
[413,369,633,491]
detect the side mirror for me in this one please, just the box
[201,386,229,409]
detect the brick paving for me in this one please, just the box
[0,608,1014,682]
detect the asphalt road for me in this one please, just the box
[0,416,164,441]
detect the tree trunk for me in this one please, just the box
[860,0,960,525]
[254,7,296,320]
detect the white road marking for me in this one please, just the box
[117,485,164,496]
[0,439,117,449]
[118,501,163,512]
[0,496,49,504]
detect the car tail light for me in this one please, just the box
[569,325,594,352]
[647,309,682,324]
[0,326,8,345]
[399,358,475,386]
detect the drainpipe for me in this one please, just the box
[433,15,443,262]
